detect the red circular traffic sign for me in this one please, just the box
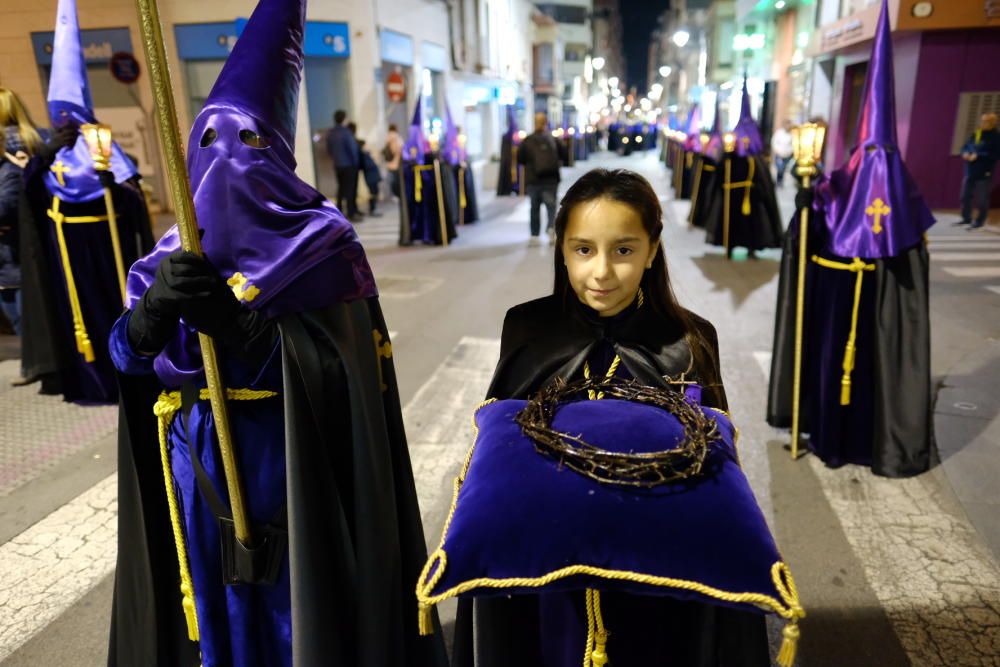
[386,71,406,103]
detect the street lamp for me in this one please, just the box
[659,65,672,78]
[593,56,605,71]
[672,30,690,48]
[788,122,827,461]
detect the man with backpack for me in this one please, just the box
[518,112,566,244]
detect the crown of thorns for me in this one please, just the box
[515,377,721,488]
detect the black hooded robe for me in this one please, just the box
[766,207,935,477]
[450,294,770,667]
[688,153,719,229]
[496,134,521,196]
[703,154,782,256]
[108,297,449,666]
[19,159,152,399]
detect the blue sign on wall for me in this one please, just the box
[174,22,239,61]
[31,28,133,66]
[231,19,349,58]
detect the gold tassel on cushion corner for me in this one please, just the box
[418,601,434,636]
[776,621,800,667]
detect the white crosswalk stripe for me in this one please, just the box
[942,267,1000,278]
[930,232,1000,294]
[930,252,1000,262]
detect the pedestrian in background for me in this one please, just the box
[326,109,363,222]
[0,87,42,338]
[518,111,566,245]
[383,123,403,199]
[771,121,794,187]
[358,138,383,217]
[957,112,999,230]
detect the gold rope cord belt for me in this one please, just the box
[415,397,805,667]
[153,387,279,643]
[723,156,756,216]
[458,166,467,211]
[412,164,435,203]
[810,256,876,405]
[47,195,127,363]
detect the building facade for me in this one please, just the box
[0,0,546,207]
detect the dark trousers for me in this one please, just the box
[775,156,790,185]
[0,289,20,336]
[335,167,361,217]
[961,175,992,224]
[527,184,557,236]
[388,169,400,198]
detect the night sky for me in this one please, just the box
[618,0,671,93]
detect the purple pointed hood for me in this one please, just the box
[818,0,934,258]
[682,103,701,151]
[441,104,463,165]
[704,98,725,161]
[44,0,138,203]
[733,78,764,157]
[124,0,376,387]
[404,95,428,163]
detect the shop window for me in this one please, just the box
[535,4,588,24]
[950,92,1000,155]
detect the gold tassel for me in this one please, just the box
[776,621,800,667]
[591,630,609,667]
[742,189,752,216]
[418,602,434,636]
[180,580,199,641]
[840,343,855,405]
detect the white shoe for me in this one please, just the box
[528,236,541,246]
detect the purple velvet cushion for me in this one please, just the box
[418,398,802,621]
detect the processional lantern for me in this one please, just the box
[788,121,828,460]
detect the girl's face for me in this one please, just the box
[562,197,657,317]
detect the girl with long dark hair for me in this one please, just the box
[452,168,769,666]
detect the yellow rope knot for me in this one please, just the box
[152,386,279,645]
[810,256,875,405]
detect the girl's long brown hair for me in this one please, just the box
[552,168,720,390]
[0,88,44,156]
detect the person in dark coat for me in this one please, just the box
[326,109,363,222]
[518,112,567,243]
[0,88,44,339]
[956,112,999,230]
[452,168,769,667]
[358,138,383,217]
[106,1,448,665]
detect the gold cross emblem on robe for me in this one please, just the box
[226,272,260,302]
[50,160,70,187]
[866,197,890,235]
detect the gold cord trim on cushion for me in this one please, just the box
[415,400,806,667]
[810,256,875,405]
[153,387,279,643]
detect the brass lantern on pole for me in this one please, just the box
[80,123,127,302]
[788,122,827,460]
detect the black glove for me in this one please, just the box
[794,188,814,211]
[97,170,116,189]
[128,251,278,361]
[35,123,79,165]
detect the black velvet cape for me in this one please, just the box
[703,155,782,255]
[107,297,448,666]
[451,293,771,667]
[767,208,935,477]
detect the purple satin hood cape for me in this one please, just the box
[404,94,429,162]
[683,104,701,151]
[124,0,376,386]
[733,80,764,157]
[45,0,137,203]
[442,104,463,165]
[818,0,934,258]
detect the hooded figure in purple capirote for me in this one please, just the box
[497,104,523,195]
[767,0,935,477]
[440,104,479,224]
[670,103,701,199]
[702,84,782,254]
[17,0,152,403]
[688,99,721,227]
[105,1,450,665]
[400,97,456,245]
